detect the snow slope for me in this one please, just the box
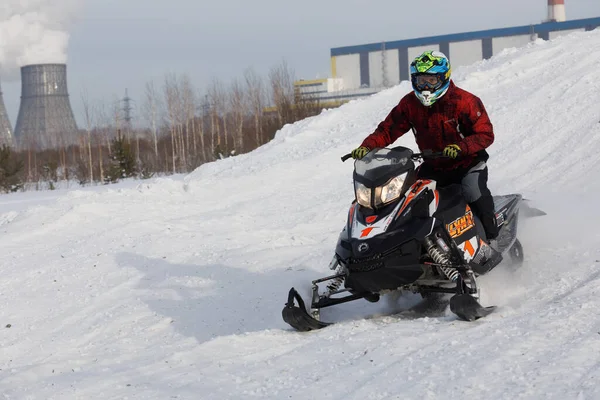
[1,30,600,399]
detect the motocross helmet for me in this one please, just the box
[410,51,451,107]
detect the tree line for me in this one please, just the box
[0,61,330,193]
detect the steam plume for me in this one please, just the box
[0,0,80,80]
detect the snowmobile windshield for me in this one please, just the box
[354,148,413,184]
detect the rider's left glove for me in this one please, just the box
[443,144,462,159]
[351,146,370,160]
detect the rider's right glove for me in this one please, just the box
[443,144,462,159]
[351,146,370,160]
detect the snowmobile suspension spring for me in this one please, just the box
[425,238,459,282]
[327,276,344,293]
[439,266,459,282]
[326,265,346,293]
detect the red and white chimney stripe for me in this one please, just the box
[548,0,566,22]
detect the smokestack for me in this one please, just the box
[14,64,78,150]
[0,80,13,146]
[548,0,566,22]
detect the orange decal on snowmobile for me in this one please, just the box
[397,180,432,217]
[360,227,374,238]
[366,216,377,224]
[464,239,475,257]
[447,210,475,238]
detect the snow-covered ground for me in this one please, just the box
[1,31,600,399]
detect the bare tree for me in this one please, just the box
[143,81,161,158]
[95,102,114,183]
[111,95,123,137]
[96,102,114,154]
[180,74,196,168]
[229,78,247,152]
[207,78,226,158]
[174,77,186,170]
[197,90,208,162]
[81,88,94,183]
[244,68,265,147]
[269,60,296,126]
[164,73,180,173]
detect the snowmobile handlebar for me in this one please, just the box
[412,150,445,160]
[341,150,445,162]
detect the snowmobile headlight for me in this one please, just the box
[355,182,371,208]
[375,173,407,206]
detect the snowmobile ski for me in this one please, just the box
[450,294,496,321]
[282,288,331,331]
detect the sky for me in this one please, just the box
[1,0,600,127]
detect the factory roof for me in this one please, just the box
[331,17,600,56]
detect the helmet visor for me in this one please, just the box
[414,74,442,91]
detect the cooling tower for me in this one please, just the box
[14,64,78,150]
[0,81,13,146]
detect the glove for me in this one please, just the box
[351,146,370,160]
[443,144,462,159]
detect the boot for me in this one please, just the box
[470,196,499,241]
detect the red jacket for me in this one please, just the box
[361,81,494,170]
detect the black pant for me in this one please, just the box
[417,161,499,240]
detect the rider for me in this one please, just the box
[351,50,499,242]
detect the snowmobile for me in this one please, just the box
[282,146,545,331]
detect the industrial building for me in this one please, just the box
[297,1,599,104]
